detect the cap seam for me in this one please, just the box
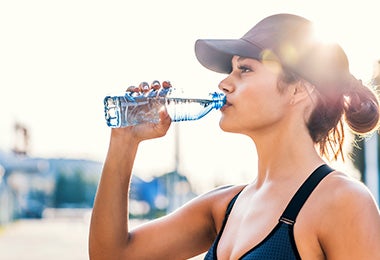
[240,38,264,52]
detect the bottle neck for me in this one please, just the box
[211,92,226,109]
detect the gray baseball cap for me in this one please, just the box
[195,13,352,91]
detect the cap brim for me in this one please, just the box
[195,39,262,74]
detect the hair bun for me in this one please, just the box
[344,86,379,134]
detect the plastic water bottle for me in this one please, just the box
[104,81,226,128]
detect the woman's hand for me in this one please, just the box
[111,107,172,144]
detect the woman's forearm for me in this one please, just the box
[89,131,140,259]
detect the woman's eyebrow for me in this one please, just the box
[237,56,260,64]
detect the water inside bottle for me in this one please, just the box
[166,97,218,121]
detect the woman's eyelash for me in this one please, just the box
[237,65,252,72]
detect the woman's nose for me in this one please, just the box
[218,75,234,93]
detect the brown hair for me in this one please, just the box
[278,69,380,161]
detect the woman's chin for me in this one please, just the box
[219,118,234,133]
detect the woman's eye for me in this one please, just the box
[238,65,252,73]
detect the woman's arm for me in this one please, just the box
[88,110,242,259]
[89,110,175,259]
[89,128,140,259]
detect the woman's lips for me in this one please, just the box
[221,100,231,112]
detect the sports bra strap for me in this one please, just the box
[226,190,242,216]
[279,164,334,225]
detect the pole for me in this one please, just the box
[364,134,379,204]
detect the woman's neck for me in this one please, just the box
[250,124,324,187]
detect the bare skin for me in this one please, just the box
[89,56,380,260]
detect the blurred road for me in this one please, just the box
[0,210,205,260]
[0,209,92,260]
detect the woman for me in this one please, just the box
[89,14,380,259]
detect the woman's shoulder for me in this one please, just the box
[201,184,247,210]
[314,170,380,258]
[321,169,377,206]
[198,184,246,212]
[196,184,246,233]
[202,184,246,198]
[316,169,379,234]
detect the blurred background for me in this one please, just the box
[0,0,379,259]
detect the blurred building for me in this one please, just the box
[0,149,197,224]
[0,120,196,224]
[130,171,196,218]
[0,150,103,223]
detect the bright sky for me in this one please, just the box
[1,0,379,192]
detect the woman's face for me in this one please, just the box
[218,56,293,136]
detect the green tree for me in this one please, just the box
[54,169,86,207]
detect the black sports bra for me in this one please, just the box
[204,164,334,260]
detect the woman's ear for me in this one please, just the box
[291,81,315,104]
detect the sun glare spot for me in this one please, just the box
[311,21,340,45]
[279,44,299,66]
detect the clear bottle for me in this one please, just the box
[104,81,226,128]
